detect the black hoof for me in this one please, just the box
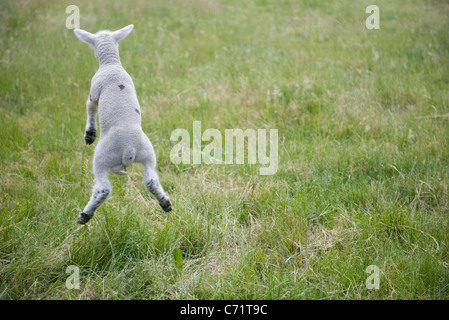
[160,198,172,212]
[85,129,96,145]
[77,212,93,224]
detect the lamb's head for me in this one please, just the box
[74,25,134,65]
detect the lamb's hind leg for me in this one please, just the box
[78,164,111,224]
[143,162,172,212]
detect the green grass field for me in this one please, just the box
[1,0,449,299]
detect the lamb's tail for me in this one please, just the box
[122,146,136,167]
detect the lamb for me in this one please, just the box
[74,24,172,224]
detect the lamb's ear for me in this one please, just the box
[74,29,96,45]
[112,24,134,41]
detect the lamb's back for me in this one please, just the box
[94,65,142,136]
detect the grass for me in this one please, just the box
[1,0,449,299]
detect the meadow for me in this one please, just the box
[0,0,448,299]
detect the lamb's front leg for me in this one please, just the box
[84,97,97,145]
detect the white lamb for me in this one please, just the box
[74,24,172,224]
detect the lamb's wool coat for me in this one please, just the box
[74,25,172,224]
